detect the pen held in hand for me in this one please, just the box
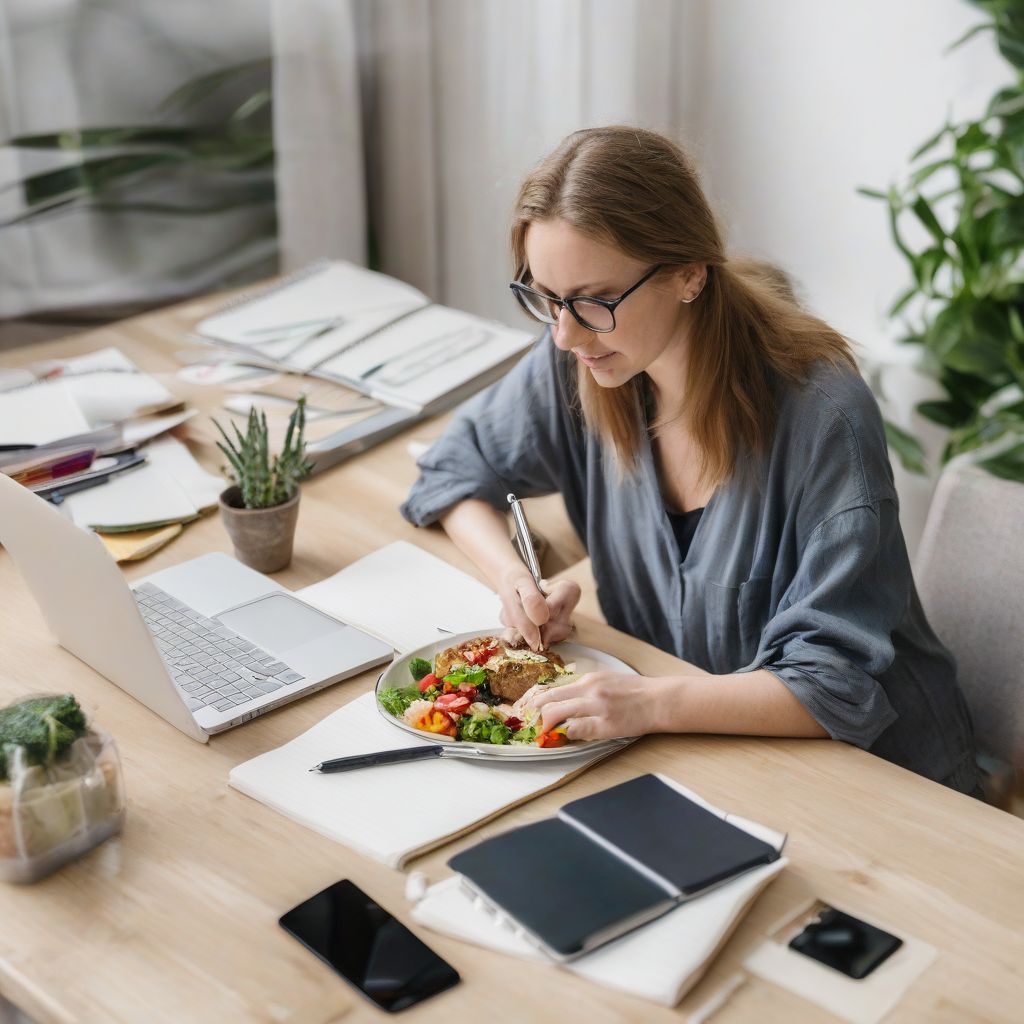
[507,493,546,596]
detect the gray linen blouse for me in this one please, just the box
[401,332,980,793]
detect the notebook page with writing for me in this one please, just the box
[313,305,534,410]
[295,541,503,653]
[228,691,612,869]
[193,262,427,368]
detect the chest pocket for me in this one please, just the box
[691,577,772,672]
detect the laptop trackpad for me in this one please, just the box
[216,593,343,653]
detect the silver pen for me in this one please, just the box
[507,492,546,595]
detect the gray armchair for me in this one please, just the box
[916,464,1024,806]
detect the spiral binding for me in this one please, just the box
[203,259,332,319]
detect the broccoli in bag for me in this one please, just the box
[0,694,125,884]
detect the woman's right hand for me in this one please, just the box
[496,566,582,651]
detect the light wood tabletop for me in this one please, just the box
[0,296,1022,1024]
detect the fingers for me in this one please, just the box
[537,695,592,732]
[516,579,550,626]
[539,579,581,647]
[496,574,548,651]
[562,716,603,741]
[524,674,596,710]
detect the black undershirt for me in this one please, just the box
[666,506,705,563]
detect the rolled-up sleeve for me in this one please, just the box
[749,501,906,747]
[400,332,580,527]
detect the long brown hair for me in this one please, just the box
[510,126,855,487]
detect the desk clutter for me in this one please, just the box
[0,347,223,561]
[185,260,536,472]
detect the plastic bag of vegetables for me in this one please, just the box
[0,694,125,884]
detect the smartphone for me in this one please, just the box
[279,879,460,1012]
[788,907,902,980]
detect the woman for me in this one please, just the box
[401,126,979,794]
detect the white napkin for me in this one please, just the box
[410,775,788,1007]
[229,692,615,869]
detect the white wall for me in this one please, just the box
[694,0,1013,555]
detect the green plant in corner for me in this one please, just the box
[860,0,1024,482]
[213,396,314,509]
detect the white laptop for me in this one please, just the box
[0,471,393,742]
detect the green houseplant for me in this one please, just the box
[860,0,1024,482]
[214,397,314,573]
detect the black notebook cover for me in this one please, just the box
[560,774,779,896]
[447,818,673,959]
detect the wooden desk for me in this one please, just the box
[1,299,1022,1024]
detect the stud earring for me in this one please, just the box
[681,279,707,304]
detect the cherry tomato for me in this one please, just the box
[418,673,441,694]
[435,693,471,714]
[537,726,568,748]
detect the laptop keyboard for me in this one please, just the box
[133,582,305,714]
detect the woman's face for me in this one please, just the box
[523,218,701,389]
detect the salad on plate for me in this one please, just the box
[377,635,578,747]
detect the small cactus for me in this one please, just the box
[213,396,314,509]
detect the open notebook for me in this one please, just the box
[228,691,616,868]
[194,261,534,411]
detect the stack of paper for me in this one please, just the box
[229,691,613,869]
[411,776,788,1007]
[0,347,186,454]
[63,436,223,533]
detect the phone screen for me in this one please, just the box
[788,907,902,980]
[279,880,460,1012]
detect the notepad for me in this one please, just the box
[296,541,503,653]
[448,774,781,960]
[228,691,614,868]
[0,382,90,446]
[62,437,223,532]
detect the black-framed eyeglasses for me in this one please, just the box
[509,264,664,333]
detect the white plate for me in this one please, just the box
[374,630,636,760]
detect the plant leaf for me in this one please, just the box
[911,195,946,244]
[884,420,927,474]
[977,441,1024,481]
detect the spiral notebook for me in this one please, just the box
[194,261,534,411]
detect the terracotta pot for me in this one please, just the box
[218,485,300,573]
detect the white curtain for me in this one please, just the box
[0,0,277,321]
[273,0,702,323]
[270,0,366,270]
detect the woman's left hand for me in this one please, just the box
[518,671,682,741]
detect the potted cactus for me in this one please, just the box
[213,396,314,573]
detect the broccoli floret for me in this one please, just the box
[0,694,87,782]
